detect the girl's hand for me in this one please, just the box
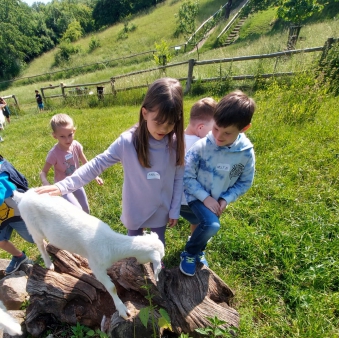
[95,176,104,185]
[168,218,178,228]
[203,196,222,216]
[35,185,61,196]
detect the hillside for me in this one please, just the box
[1,0,338,111]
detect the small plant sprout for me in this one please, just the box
[139,276,172,338]
[195,316,236,337]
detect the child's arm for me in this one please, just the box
[40,162,53,186]
[220,150,255,204]
[79,150,104,186]
[168,164,185,228]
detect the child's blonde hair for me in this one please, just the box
[50,114,75,132]
[134,78,185,168]
[189,97,217,125]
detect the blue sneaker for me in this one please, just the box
[5,252,28,275]
[197,252,209,267]
[180,251,196,276]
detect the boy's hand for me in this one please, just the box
[95,176,104,185]
[35,185,61,196]
[218,198,227,213]
[203,196,222,216]
[168,218,178,228]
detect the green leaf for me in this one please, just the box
[159,308,171,324]
[158,317,172,330]
[86,330,95,336]
[139,307,150,328]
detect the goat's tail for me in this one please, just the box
[0,301,23,336]
[11,189,25,204]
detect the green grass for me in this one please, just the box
[1,73,339,337]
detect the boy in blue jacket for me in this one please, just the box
[180,90,256,276]
[0,156,34,274]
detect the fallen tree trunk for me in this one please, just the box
[25,244,239,337]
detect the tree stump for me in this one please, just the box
[25,244,239,337]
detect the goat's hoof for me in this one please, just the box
[119,308,131,320]
[48,263,55,270]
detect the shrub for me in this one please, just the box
[88,36,101,52]
[54,42,81,67]
[153,39,172,66]
[318,41,339,95]
[61,21,83,43]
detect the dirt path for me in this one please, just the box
[189,0,248,54]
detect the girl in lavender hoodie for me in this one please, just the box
[36,78,185,246]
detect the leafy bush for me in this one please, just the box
[153,39,172,66]
[61,21,83,43]
[54,42,81,67]
[117,19,137,40]
[318,41,339,95]
[88,36,101,52]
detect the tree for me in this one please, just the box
[277,0,323,25]
[174,0,199,40]
[153,39,172,66]
[61,20,83,42]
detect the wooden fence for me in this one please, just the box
[39,37,337,100]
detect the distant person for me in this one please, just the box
[0,155,34,275]
[180,97,217,239]
[179,90,256,276]
[35,90,44,111]
[40,114,103,214]
[35,78,185,249]
[0,97,11,124]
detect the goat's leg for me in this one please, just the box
[150,252,162,281]
[90,264,130,319]
[35,238,54,270]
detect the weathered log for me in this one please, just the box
[25,244,239,337]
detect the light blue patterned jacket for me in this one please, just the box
[183,131,255,205]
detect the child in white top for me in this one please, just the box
[180,97,217,236]
[39,114,103,213]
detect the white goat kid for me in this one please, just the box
[13,189,165,319]
[0,300,23,336]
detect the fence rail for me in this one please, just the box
[9,37,337,104]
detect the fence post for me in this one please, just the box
[185,59,195,94]
[110,77,116,96]
[61,83,66,98]
[12,95,19,108]
[319,37,334,63]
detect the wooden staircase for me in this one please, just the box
[223,17,247,46]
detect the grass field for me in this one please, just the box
[1,0,339,336]
[1,73,339,337]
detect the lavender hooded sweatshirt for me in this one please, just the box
[55,128,184,230]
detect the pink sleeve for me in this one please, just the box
[46,148,57,165]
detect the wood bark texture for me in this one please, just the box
[25,244,239,337]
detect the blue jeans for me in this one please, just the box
[185,200,220,255]
[180,204,199,224]
[128,225,166,246]
[0,220,34,243]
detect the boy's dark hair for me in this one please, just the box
[214,90,255,130]
[190,97,216,123]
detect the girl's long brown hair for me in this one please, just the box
[134,78,185,168]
